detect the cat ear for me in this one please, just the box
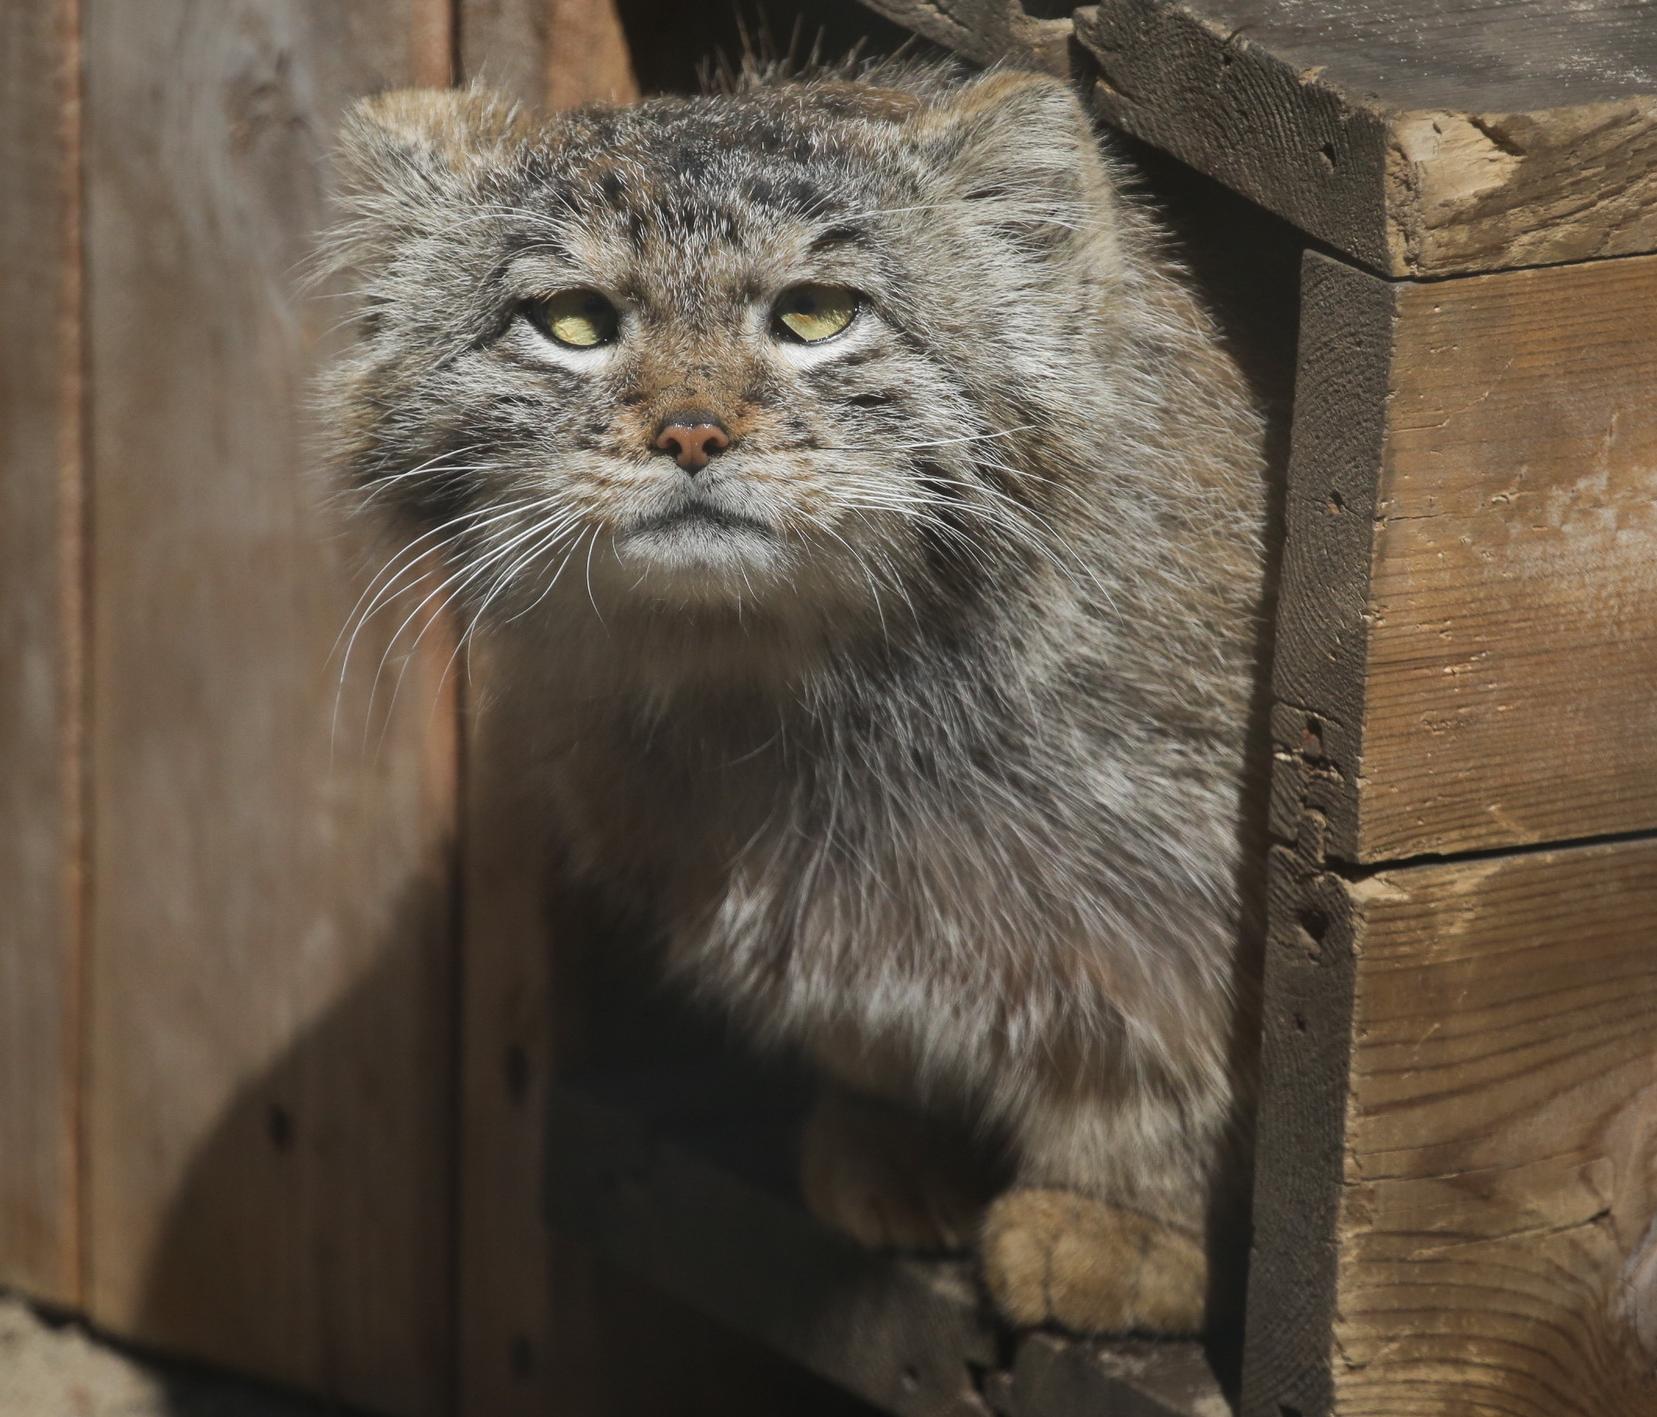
[326,86,526,279]
[918,71,1120,252]
[337,86,525,195]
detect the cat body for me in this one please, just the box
[328,65,1271,1331]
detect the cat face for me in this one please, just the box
[326,73,1122,650]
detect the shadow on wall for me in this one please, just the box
[133,868,877,1417]
[136,875,456,1417]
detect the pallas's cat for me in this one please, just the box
[325,65,1271,1334]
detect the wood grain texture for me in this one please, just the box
[1247,837,1657,1416]
[856,0,1074,72]
[0,0,84,1309]
[452,8,635,1415]
[454,681,599,1417]
[1272,251,1657,863]
[1072,0,1657,276]
[83,4,458,1412]
[459,0,635,109]
[1240,846,1362,1417]
[991,1332,1231,1417]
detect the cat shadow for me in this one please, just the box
[134,870,873,1417]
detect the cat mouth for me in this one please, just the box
[625,505,775,540]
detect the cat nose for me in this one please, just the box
[653,410,732,474]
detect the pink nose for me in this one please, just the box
[653,411,732,473]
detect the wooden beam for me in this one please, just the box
[82,4,459,1412]
[1271,251,1657,864]
[546,1078,1227,1417]
[1072,0,1657,277]
[459,0,636,109]
[452,7,635,1415]
[856,0,1074,71]
[0,0,84,1310]
[1245,834,1657,1416]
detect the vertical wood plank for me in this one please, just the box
[83,4,457,1413]
[1269,251,1657,864]
[458,0,635,110]
[454,685,606,1417]
[1248,838,1657,1416]
[1250,249,1657,1417]
[453,12,636,1413]
[0,0,84,1310]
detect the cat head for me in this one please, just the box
[323,70,1131,677]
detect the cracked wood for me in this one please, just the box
[1246,835,1657,1416]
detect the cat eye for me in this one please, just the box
[773,283,860,344]
[525,289,619,349]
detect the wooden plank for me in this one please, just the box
[1264,253,1391,866]
[0,0,83,1309]
[83,4,458,1413]
[1067,0,1657,278]
[454,684,604,1417]
[990,1334,1232,1417]
[547,1078,1226,1417]
[1272,251,1657,864]
[451,8,635,1415]
[855,0,1074,71]
[1239,846,1363,1417]
[459,0,635,108]
[1245,835,1657,1416]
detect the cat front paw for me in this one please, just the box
[980,1187,1207,1335]
[799,1088,995,1253]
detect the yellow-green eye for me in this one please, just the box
[774,283,859,344]
[528,289,619,348]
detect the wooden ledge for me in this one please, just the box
[546,1077,1228,1417]
[855,1,1075,72]
[859,0,1657,278]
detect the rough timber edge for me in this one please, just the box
[860,0,1657,279]
[1264,252,1393,864]
[545,1081,1228,1417]
[1239,254,1385,1415]
[854,0,1075,72]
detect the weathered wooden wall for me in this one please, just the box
[0,4,816,1414]
[80,4,458,1413]
[1268,253,1657,864]
[450,15,635,1417]
[0,0,84,1313]
[0,2,631,1413]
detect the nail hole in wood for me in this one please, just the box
[1301,717,1325,760]
[1318,142,1337,171]
[267,1102,294,1154]
[1299,908,1329,960]
[509,1334,535,1381]
[504,1042,530,1105]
